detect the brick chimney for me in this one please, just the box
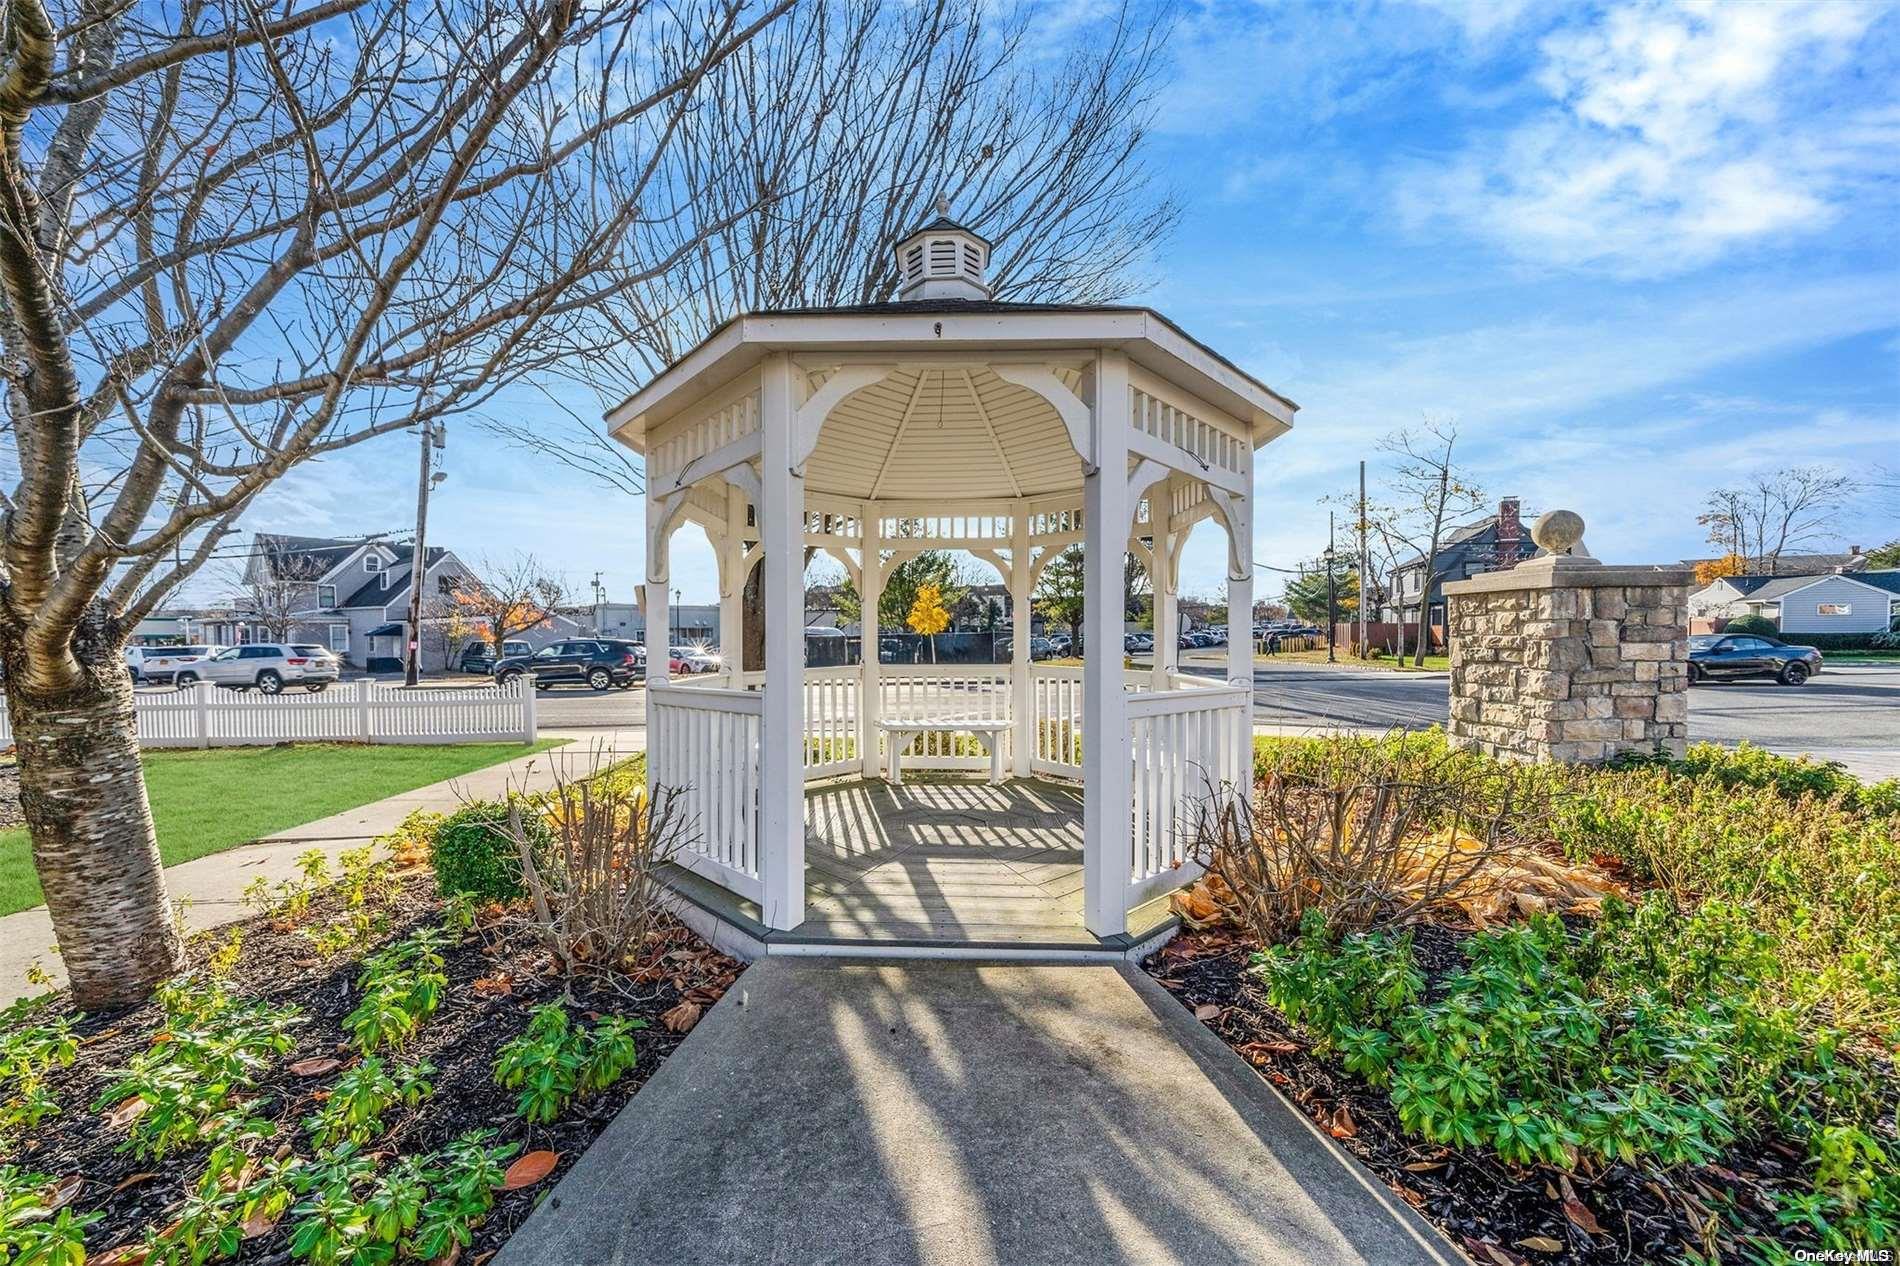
[1495,497,1522,567]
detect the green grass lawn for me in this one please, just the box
[0,740,561,916]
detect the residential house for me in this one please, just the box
[199,533,576,672]
[1691,568,1900,636]
[1382,497,1539,628]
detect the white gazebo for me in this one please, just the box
[613,207,1296,954]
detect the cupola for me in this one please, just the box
[893,195,992,301]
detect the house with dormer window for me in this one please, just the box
[200,533,498,671]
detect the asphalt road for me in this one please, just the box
[137,660,1900,778]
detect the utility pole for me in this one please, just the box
[1324,511,1337,664]
[404,420,444,686]
[1357,459,1369,660]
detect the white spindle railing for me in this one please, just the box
[1126,682,1251,906]
[1030,665,1084,775]
[878,664,1012,772]
[646,682,763,901]
[0,680,536,748]
[803,666,860,777]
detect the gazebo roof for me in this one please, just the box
[607,299,1298,499]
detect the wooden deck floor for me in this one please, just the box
[797,777,1093,946]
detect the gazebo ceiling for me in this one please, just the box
[804,364,1081,501]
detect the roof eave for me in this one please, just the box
[604,307,1298,453]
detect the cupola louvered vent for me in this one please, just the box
[893,194,992,301]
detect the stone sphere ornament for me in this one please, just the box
[1531,509,1586,555]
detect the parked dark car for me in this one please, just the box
[1687,634,1822,685]
[494,638,642,690]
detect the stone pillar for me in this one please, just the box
[1444,511,1689,764]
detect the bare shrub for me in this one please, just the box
[1189,735,1561,944]
[507,766,692,981]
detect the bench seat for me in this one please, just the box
[875,718,1010,785]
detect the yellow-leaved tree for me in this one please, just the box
[1694,553,1748,586]
[907,583,952,662]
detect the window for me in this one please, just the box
[438,574,455,595]
[239,646,273,659]
[1817,603,1852,616]
[364,555,384,574]
[328,624,350,653]
[318,584,337,608]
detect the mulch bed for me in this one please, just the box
[1145,927,1809,1266]
[6,873,741,1263]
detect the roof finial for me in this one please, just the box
[933,192,951,217]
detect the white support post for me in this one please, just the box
[356,679,373,743]
[859,508,883,779]
[1222,486,1255,802]
[194,680,212,749]
[644,581,670,686]
[718,483,747,685]
[520,673,537,743]
[1082,351,1133,936]
[1152,479,1177,690]
[758,354,807,930]
[1009,503,1032,777]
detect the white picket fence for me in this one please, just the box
[1126,681,1251,905]
[0,680,537,748]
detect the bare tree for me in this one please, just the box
[1370,421,1486,666]
[487,0,1179,495]
[446,555,569,660]
[1698,467,1858,574]
[225,555,325,642]
[477,0,1180,670]
[0,0,791,1007]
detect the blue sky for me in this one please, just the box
[234,0,1900,608]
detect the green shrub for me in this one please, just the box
[1259,901,1897,1252]
[493,1005,641,1124]
[430,799,550,902]
[1722,613,1779,635]
[1769,630,1899,651]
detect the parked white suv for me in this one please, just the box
[182,643,342,694]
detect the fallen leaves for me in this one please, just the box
[1557,1175,1606,1236]
[43,1174,83,1210]
[287,1056,343,1077]
[502,1150,559,1190]
[105,1096,149,1127]
[240,1206,283,1240]
[1326,1104,1358,1139]
[660,1000,702,1034]
[1514,1235,1564,1254]
[110,1172,159,1196]
[472,972,515,998]
[1192,1002,1222,1023]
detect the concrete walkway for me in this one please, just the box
[0,730,641,1003]
[498,959,1458,1266]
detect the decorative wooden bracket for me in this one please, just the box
[792,366,895,475]
[646,488,688,585]
[1204,486,1253,582]
[991,365,1094,474]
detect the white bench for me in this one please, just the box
[876,718,1010,786]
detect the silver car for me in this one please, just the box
[183,642,341,694]
[139,644,224,685]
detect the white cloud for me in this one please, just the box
[1397,0,1899,276]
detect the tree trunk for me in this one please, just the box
[3,645,183,1009]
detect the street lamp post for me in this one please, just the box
[1324,513,1337,664]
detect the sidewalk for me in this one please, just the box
[498,959,1459,1266]
[0,729,643,1004]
